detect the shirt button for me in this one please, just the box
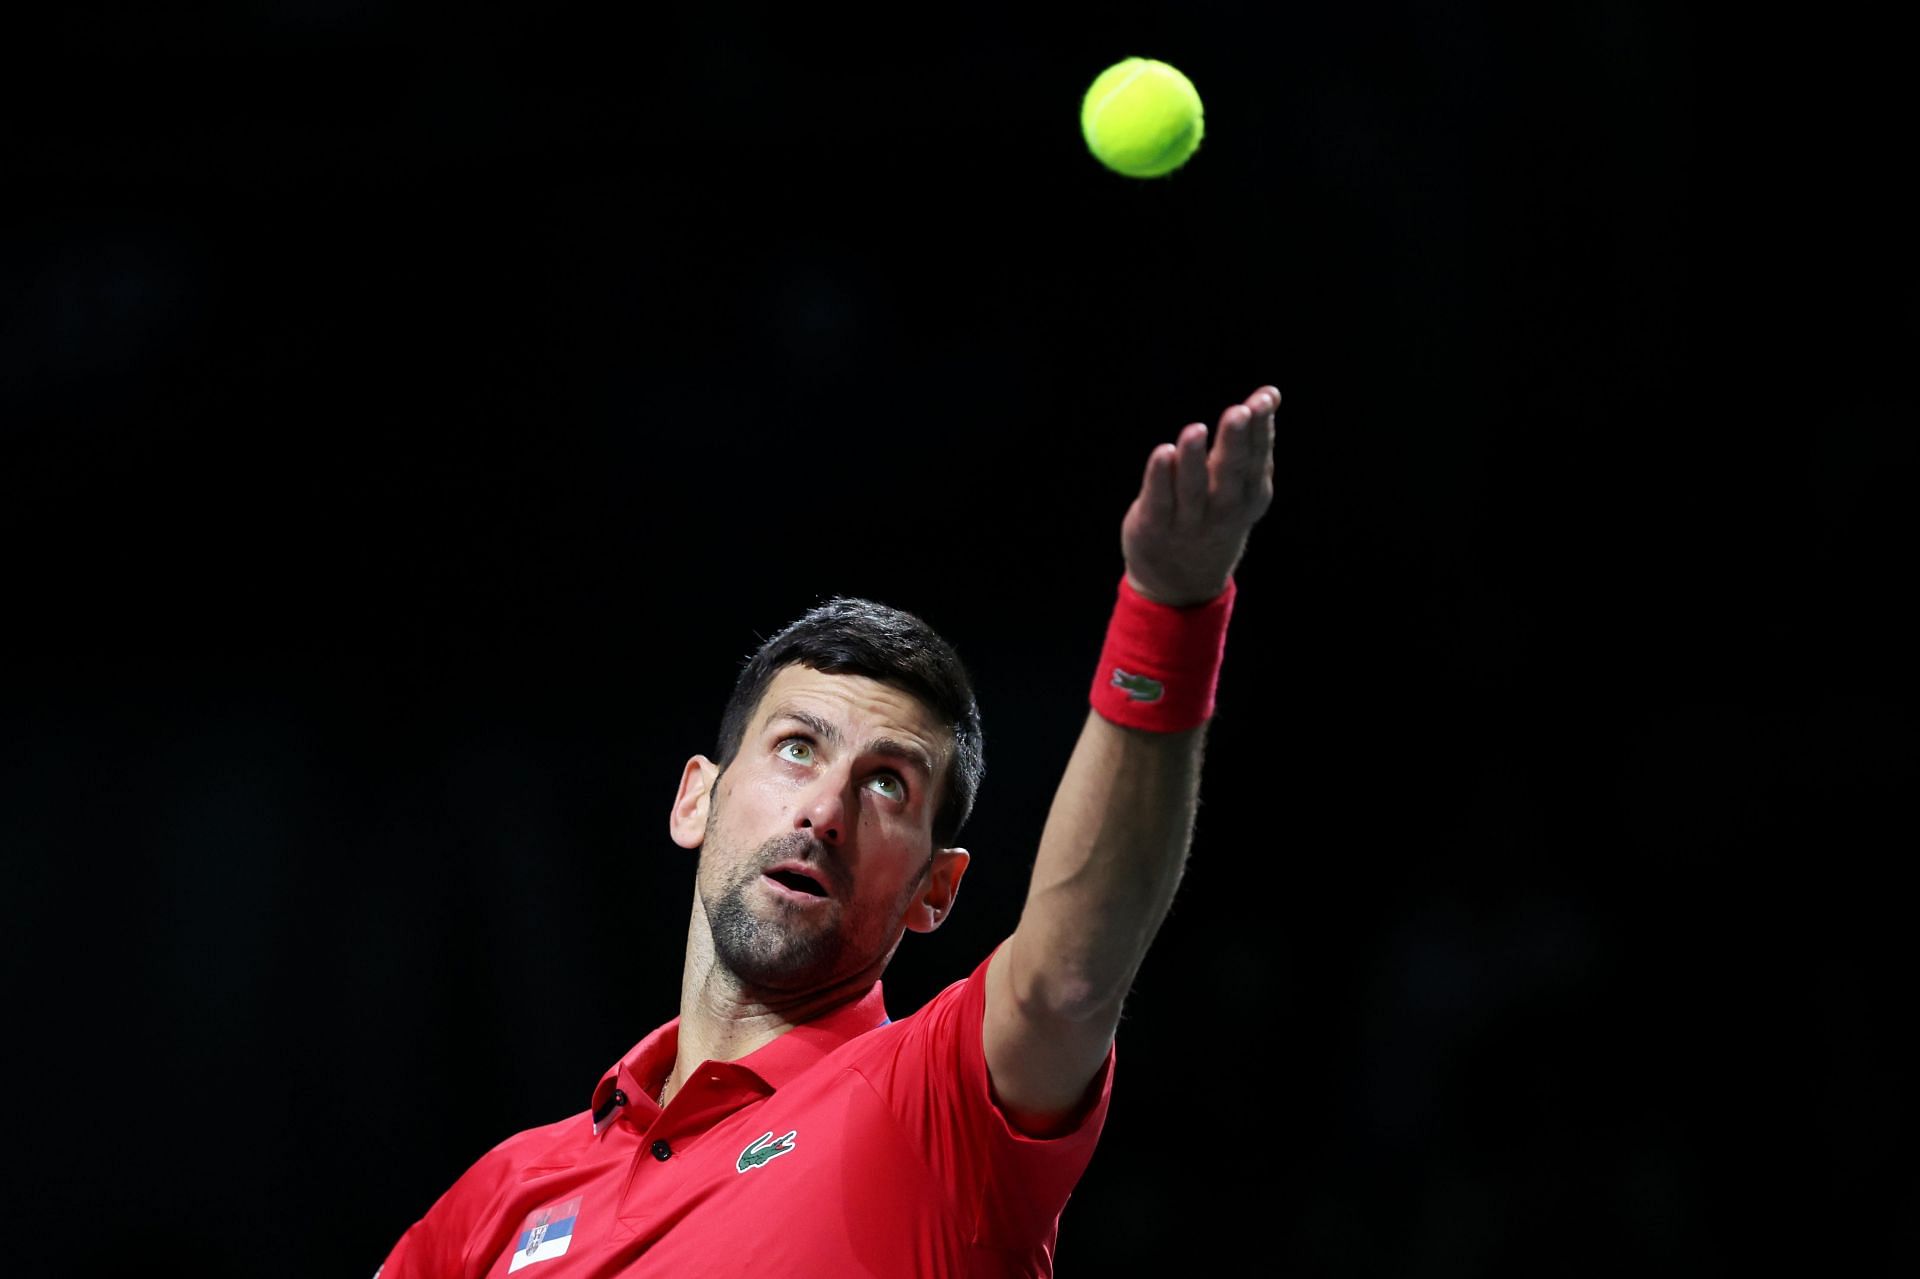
[651,1140,672,1161]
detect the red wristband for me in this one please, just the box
[1089,574,1237,732]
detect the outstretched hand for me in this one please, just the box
[1121,385,1280,606]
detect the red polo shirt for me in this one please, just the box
[378,952,1114,1277]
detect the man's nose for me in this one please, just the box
[796,769,852,845]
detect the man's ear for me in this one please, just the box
[904,846,970,935]
[669,755,719,850]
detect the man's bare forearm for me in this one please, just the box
[981,385,1276,1125]
[1002,711,1205,1022]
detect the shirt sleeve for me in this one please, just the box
[375,1154,497,1279]
[856,949,1115,1253]
[374,1124,565,1279]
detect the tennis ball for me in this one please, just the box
[1080,57,1205,178]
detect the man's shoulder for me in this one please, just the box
[456,1107,596,1188]
[823,954,992,1069]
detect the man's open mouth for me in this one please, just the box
[765,865,831,898]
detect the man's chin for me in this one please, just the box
[711,915,839,987]
[721,943,843,994]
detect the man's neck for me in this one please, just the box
[663,914,885,1103]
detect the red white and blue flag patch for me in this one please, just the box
[508,1197,582,1273]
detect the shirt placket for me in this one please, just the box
[612,1061,771,1233]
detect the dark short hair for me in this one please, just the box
[715,598,984,846]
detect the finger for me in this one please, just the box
[1247,385,1279,456]
[1137,442,1176,525]
[1174,422,1209,522]
[1245,386,1279,502]
[1210,402,1253,500]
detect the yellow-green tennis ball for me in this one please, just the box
[1081,57,1205,178]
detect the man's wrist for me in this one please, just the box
[1122,570,1232,610]
[1089,573,1236,732]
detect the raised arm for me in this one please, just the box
[984,385,1279,1133]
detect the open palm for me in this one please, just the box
[1121,385,1279,606]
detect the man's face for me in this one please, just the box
[672,665,969,996]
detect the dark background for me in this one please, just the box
[3,2,1912,1275]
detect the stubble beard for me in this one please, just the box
[702,825,850,993]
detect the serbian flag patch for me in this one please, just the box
[508,1196,582,1273]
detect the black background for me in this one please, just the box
[3,3,1912,1275]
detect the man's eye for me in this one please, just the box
[868,774,904,801]
[777,740,814,764]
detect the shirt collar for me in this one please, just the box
[591,981,891,1115]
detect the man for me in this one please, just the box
[378,384,1280,1276]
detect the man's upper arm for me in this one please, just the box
[376,1127,543,1279]
[983,936,1122,1137]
